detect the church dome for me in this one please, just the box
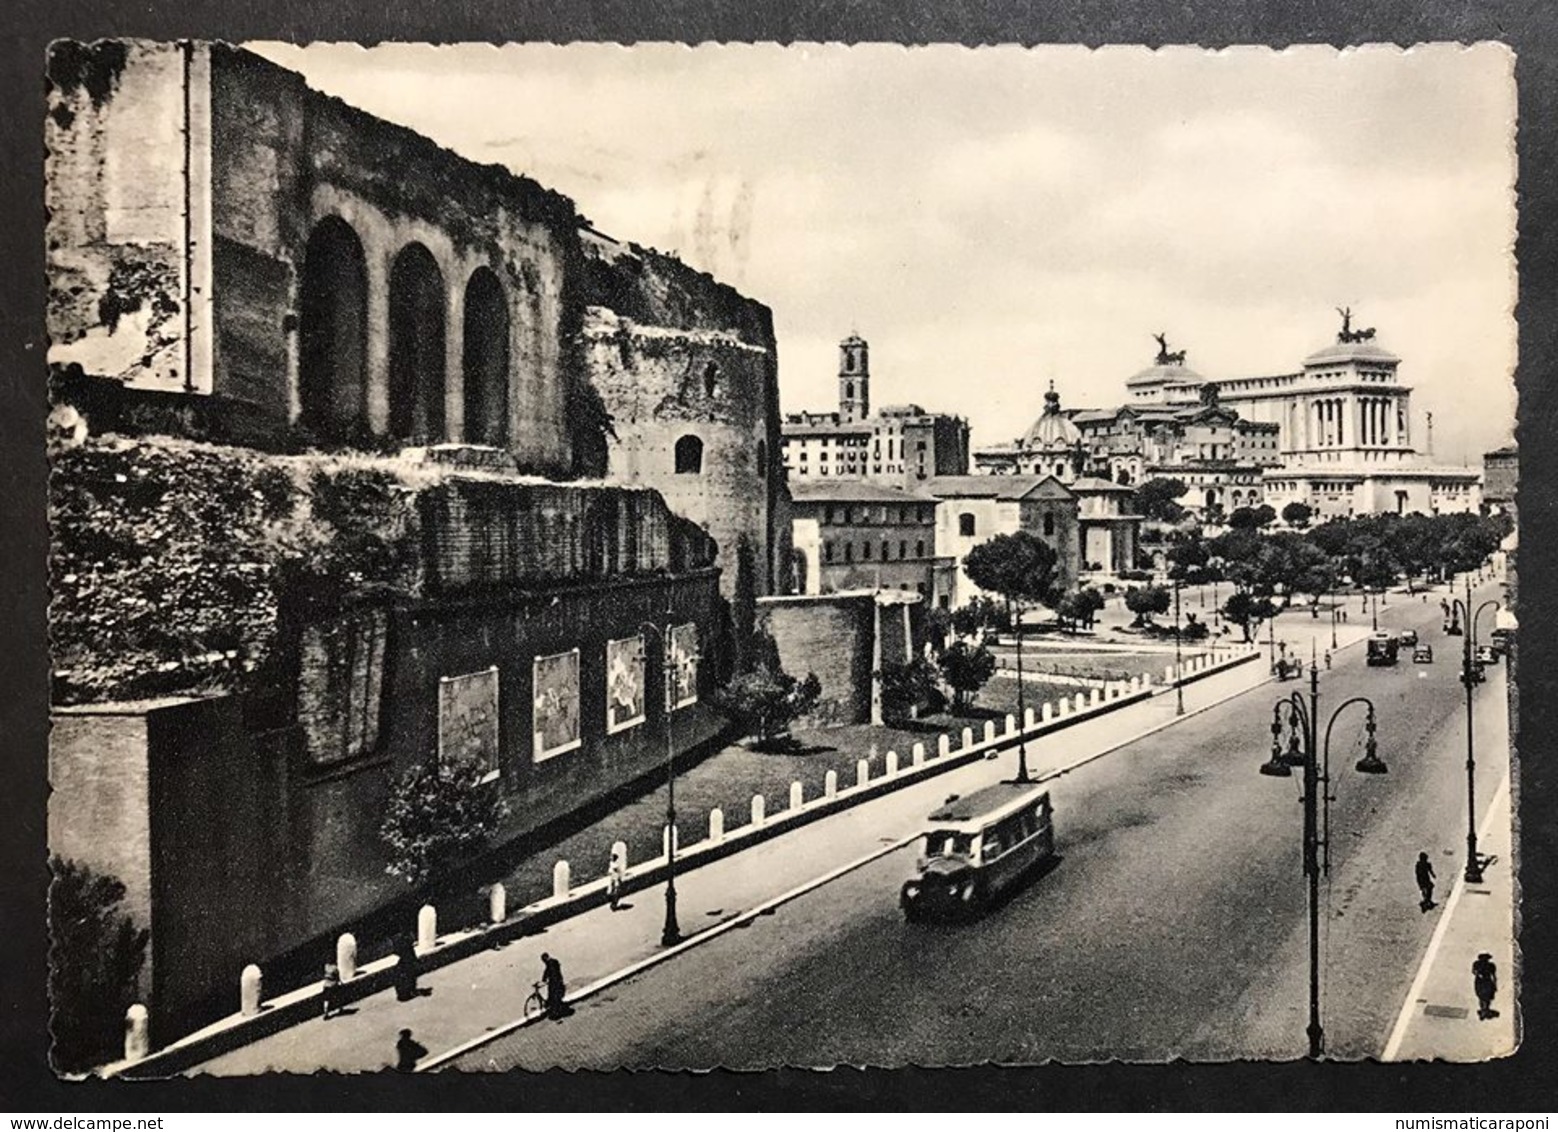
[1022,385,1082,451]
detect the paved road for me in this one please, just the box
[454,580,1510,1069]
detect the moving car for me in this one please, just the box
[1398,628,1419,647]
[1413,644,1434,663]
[901,782,1055,921]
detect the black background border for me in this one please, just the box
[3,0,1556,1113]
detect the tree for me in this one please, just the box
[1282,501,1314,529]
[381,756,508,888]
[1124,584,1171,626]
[712,663,823,750]
[881,656,946,724]
[1222,590,1277,642]
[1134,477,1189,523]
[951,595,1009,638]
[1227,506,1260,530]
[964,532,1060,614]
[937,640,997,713]
[49,857,150,1073]
[1252,504,1278,528]
[923,606,953,654]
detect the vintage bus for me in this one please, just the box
[900,781,1055,921]
[1366,631,1400,667]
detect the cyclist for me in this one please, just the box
[541,952,567,1019]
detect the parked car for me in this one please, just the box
[1413,644,1434,664]
[1398,628,1419,647]
[1475,644,1497,665]
[1490,626,1515,656]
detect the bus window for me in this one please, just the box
[926,831,974,858]
[985,829,1005,859]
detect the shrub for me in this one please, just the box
[712,663,823,750]
[48,857,149,1073]
[381,755,508,888]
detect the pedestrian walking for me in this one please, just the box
[1342,610,1348,623]
[321,962,341,1020]
[607,845,626,911]
[1323,649,1332,670]
[1415,851,1437,911]
[541,951,567,1019]
[1473,953,1498,1019]
[395,1027,428,1072]
[394,933,419,1002]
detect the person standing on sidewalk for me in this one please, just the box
[394,933,420,1002]
[395,1028,428,1072]
[607,846,626,911]
[1415,852,1437,911]
[1473,953,1499,1019]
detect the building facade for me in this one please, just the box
[787,479,953,605]
[781,335,970,487]
[921,474,1082,608]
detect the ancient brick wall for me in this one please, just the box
[45,42,192,392]
[46,42,589,477]
[581,230,786,610]
[758,594,876,726]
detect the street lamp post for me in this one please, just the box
[642,605,684,947]
[1173,579,1185,716]
[1450,574,1499,885]
[1258,661,1387,1059]
[1014,599,1030,782]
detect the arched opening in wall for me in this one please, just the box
[958,512,976,537]
[674,434,704,474]
[1205,488,1217,510]
[388,242,447,442]
[703,361,719,397]
[462,267,509,446]
[298,216,368,443]
[756,439,767,478]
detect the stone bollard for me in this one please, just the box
[790,780,804,809]
[709,808,725,843]
[912,742,926,767]
[751,794,766,826]
[937,734,951,757]
[124,1004,150,1063]
[1005,714,1017,736]
[1025,707,1036,730]
[418,904,438,950]
[1130,676,1140,692]
[857,759,870,787]
[983,720,997,744]
[1058,697,1070,716]
[962,727,974,749]
[825,769,838,797]
[1074,692,1087,713]
[1042,702,1053,722]
[488,884,507,926]
[886,750,899,776]
[1165,665,1176,683]
[240,964,262,1017]
[1090,688,1102,707]
[662,824,680,858]
[337,932,358,981]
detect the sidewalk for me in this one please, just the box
[1382,674,1517,1062]
[185,649,1275,1074]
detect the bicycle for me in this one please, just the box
[522,980,548,1022]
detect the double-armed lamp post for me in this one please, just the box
[1259,660,1387,1059]
[1450,574,1499,885]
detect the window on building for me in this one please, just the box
[1043,514,1056,536]
[863,542,873,560]
[959,512,976,537]
[703,361,719,397]
[900,539,908,558]
[757,439,767,478]
[882,541,891,560]
[824,542,834,562]
[916,539,925,557]
[674,434,704,474]
[845,543,854,562]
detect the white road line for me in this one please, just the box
[1380,770,1511,1061]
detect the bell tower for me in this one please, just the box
[838,334,870,423]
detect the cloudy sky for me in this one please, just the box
[250,42,1517,465]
